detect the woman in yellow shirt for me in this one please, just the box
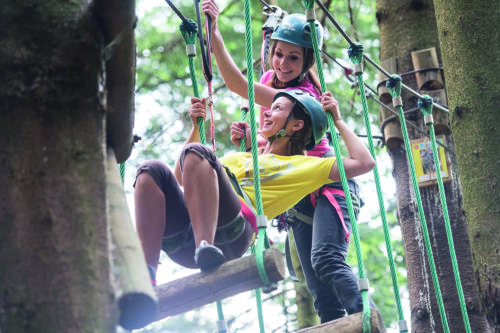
[133,90,374,284]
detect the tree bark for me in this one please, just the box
[433,0,500,331]
[295,281,320,329]
[376,0,489,332]
[0,2,114,332]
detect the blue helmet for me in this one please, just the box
[271,14,323,50]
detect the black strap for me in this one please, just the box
[194,0,213,82]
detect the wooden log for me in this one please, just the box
[420,89,450,134]
[106,148,157,330]
[378,57,403,148]
[95,0,136,163]
[295,309,386,333]
[411,47,444,91]
[377,57,397,105]
[156,248,286,319]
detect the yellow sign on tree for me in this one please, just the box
[411,135,451,187]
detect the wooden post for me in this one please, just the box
[95,0,136,163]
[378,57,403,148]
[155,248,286,319]
[106,148,157,330]
[411,47,444,91]
[295,309,386,333]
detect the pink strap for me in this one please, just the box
[311,188,350,243]
[239,199,274,245]
[239,198,258,234]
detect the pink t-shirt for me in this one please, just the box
[260,70,331,157]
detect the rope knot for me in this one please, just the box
[347,43,364,64]
[386,74,402,97]
[179,19,198,44]
[302,0,315,10]
[418,95,433,115]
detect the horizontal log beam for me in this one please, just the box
[156,248,285,319]
[295,309,386,333]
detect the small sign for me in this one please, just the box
[411,136,451,187]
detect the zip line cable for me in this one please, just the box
[320,49,456,157]
[313,0,448,114]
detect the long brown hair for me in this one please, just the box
[264,41,321,93]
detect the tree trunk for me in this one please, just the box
[433,0,500,331]
[0,2,114,332]
[295,281,320,329]
[376,0,489,332]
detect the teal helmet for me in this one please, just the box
[271,14,323,50]
[273,89,327,150]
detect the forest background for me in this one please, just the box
[127,0,407,332]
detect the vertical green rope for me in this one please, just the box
[348,43,407,332]
[303,1,371,332]
[242,0,272,331]
[180,19,206,144]
[119,163,125,184]
[251,245,266,333]
[216,300,227,333]
[240,106,248,152]
[386,76,450,333]
[418,96,471,333]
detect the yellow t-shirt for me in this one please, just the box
[220,152,336,218]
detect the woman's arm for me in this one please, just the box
[322,92,375,181]
[202,0,277,108]
[174,97,207,185]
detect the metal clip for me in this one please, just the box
[263,6,287,30]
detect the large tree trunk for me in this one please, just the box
[376,0,489,332]
[0,2,114,332]
[433,0,500,331]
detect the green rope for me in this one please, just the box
[216,301,227,333]
[180,19,206,144]
[386,76,450,333]
[418,96,471,333]
[240,106,248,152]
[119,163,125,184]
[348,43,407,332]
[243,0,272,331]
[251,245,266,333]
[303,1,371,332]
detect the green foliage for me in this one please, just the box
[131,0,408,331]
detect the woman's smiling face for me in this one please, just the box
[261,96,294,138]
[271,41,304,83]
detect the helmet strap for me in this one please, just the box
[267,103,296,145]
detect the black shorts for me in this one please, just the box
[134,143,254,268]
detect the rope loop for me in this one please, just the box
[418,94,433,115]
[347,43,364,64]
[386,74,402,97]
[179,19,198,45]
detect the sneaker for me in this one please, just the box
[194,240,225,271]
[147,264,157,286]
